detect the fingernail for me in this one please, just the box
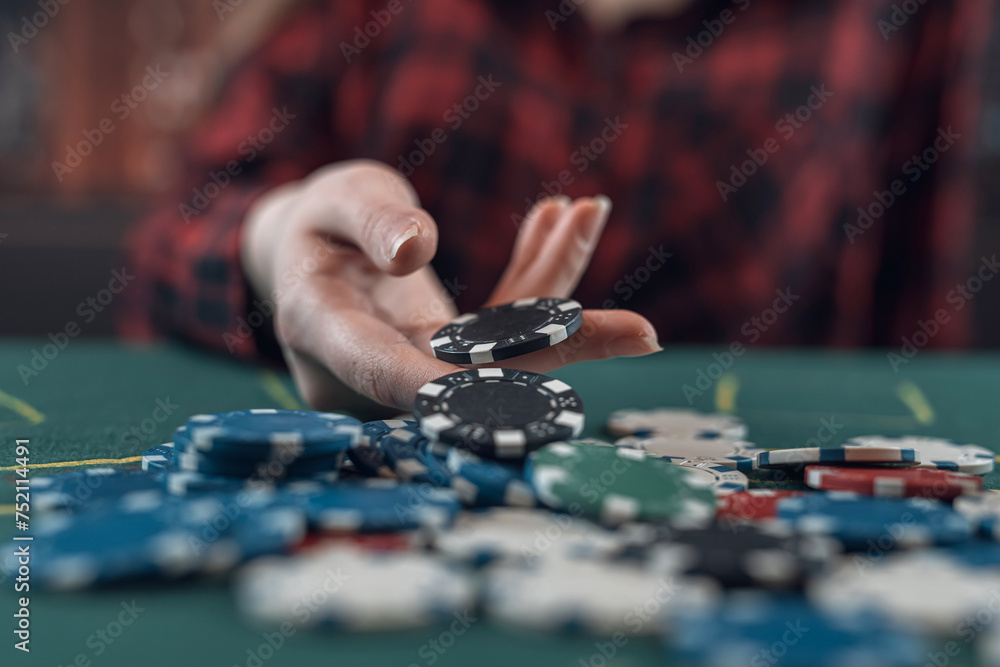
[605,334,661,357]
[594,195,612,216]
[388,223,419,262]
[552,195,571,208]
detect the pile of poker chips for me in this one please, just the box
[19,299,1000,666]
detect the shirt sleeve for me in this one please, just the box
[118,1,354,362]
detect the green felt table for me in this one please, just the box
[2,340,998,667]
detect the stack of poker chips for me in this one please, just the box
[151,409,361,494]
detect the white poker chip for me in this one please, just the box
[668,460,749,496]
[845,436,995,476]
[615,435,764,473]
[431,508,622,566]
[809,550,1000,635]
[484,558,719,635]
[235,545,475,631]
[606,408,747,440]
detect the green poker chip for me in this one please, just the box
[526,441,717,526]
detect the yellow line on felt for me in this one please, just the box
[896,381,935,425]
[715,374,739,413]
[0,456,141,472]
[260,370,305,410]
[0,505,13,515]
[0,389,45,424]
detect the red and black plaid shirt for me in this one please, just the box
[121,0,992,361]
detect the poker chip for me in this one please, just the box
[445,446,535,507]
[485,557,718,635]
[276,479,461,532]
[236,544,475,630]
[414,369,585,460]
[665,591,925,667]
[33,468,164,512]
[32,493,306,590]
[379,424,450,486]
[715,489,805,524]
[809,550,1000,634]
[348,420,408,478]
[527,441,717,526]
[666,460,748,495]
[161,470,339,496]
[172,449,346,478]
[639,522,840,590]
[805,465,982,500]
[431,508,621,566]
[844,435,995,475]
[756,445,919,469]
[606,408,746,440]
[141,442,174,472]
[615,435,764,473]
[954,492,1000,538]
[775,491,972,550]
[429,297,583,364]
[185,409,361,456]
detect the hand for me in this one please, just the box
[241,159,660,410]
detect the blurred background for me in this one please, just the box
[2,0,1000,344]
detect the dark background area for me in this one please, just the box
[2,0,1000,344]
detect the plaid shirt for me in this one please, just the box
[120,0,991,362]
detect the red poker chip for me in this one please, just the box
[805,465,982,500]
[716,489,805,522]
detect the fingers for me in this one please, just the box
[488,195,611,305]
[482,309,661,375]
[278,263,461,409]
[297,160,438,276]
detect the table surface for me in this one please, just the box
[2,340,997,667]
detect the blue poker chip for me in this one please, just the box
[776,491,972,550]
[379,424,451,487]
[664,591,925,667]
[33,468,165,513]
[162,470,339,496]
[445,447,536,507]
[171,448,346,479]
[184,410,361,456]
[349,420,410,478]
[142,442,175,472]
[32,492,306,590]
[275,479,461,532]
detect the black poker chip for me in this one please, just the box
[429,297,584,364]
[630,523,841,590]
[413,368,585,460]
